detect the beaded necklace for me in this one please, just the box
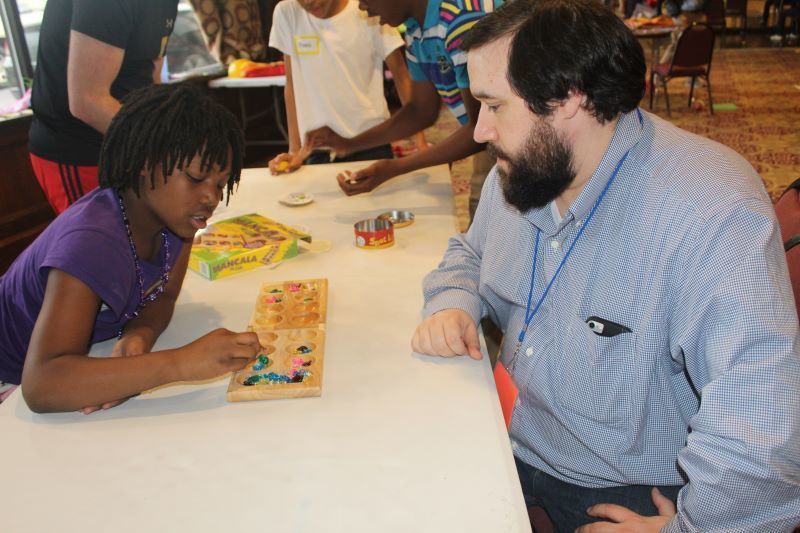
[117,196,171,338]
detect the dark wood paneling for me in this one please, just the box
[0,115,55,274]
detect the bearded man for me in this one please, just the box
[412,0,800,531]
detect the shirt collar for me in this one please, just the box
[404,0,442,32]
[524,108,645,235]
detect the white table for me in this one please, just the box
[208,75,287,89]
[0,163,530,533]
[208,75,288,147]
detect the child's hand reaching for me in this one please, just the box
[336,159,398,196]
[269,152,304,175]
[305,126,352,158]
[174,328,261,381]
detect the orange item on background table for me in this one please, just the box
[626,15,676,29]
[228,59,285,78]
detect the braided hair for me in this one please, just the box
[98,82,244,202]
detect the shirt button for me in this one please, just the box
[550,240,560,249]
[525,347,533,356]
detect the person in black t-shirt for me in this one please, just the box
[29,0,179,214]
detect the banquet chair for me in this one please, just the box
[774,178,800,318]
[774,177,800,242]
[649,22,715,117]
[724,0,749,45]
[775,0,800,42]
[783,236,800,318]
[704,0,728,44]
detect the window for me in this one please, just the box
[0,0,220,118]
[165,1,222,80]
[0,0,36,116]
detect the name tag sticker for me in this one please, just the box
[294,36,320,55]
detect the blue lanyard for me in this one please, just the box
[518,150,631,344]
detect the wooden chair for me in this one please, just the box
[649,22,715,116]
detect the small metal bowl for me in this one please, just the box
[377,210,414,228]
[354,218,395,249]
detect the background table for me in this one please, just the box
[0,163,530,533]
[208,75,288,147]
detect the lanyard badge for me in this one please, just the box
[492,144,635,431]
[493,362,519,429]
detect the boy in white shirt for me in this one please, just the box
[268,0,418,173]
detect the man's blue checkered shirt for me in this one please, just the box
[423,109,800,531]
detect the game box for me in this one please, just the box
[189,213,311,280]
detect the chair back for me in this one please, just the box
[784,237,800,318]
[725,0,748,14]
[774,178,800,319]
[704,0,727,26]
[774,177,800,242]
[670,22,715,73]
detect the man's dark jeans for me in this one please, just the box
[515,458,683,532]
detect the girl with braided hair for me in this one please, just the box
[0,82,261,413]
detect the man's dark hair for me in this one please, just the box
[462,0,646,123]
[98,82,244,201]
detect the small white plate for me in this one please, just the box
[279,192,314,206]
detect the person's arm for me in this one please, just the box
[113,242,191,356]
[284,55,302,155]
[385,47,427,151]
[152,57,165,84]
[387,87,482,175]
[20,249,260,413]
[66,30,124,134]
[585,197,800,532]
[663,203,800,531]
[268,55,309,174]
[307,78,441,157]
[411,168,498,358]
[334,87,483,195]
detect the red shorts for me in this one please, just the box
[29,153,99,214]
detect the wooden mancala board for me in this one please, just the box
[227,278,328,402]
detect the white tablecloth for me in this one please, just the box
[0,162,530,532]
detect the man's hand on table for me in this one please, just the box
[576,487,675,532]
[336,159,398,196]
[411,309,483,360]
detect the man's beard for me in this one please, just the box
[489,118,576,214]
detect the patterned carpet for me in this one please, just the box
[648,47,800,201]
[424,47,800,230]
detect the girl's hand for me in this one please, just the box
[112,333,150,357]
[268,152,303,175]
[174,328,261,381]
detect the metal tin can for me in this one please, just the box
[354,218,394,249]
[377,210,414,228]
